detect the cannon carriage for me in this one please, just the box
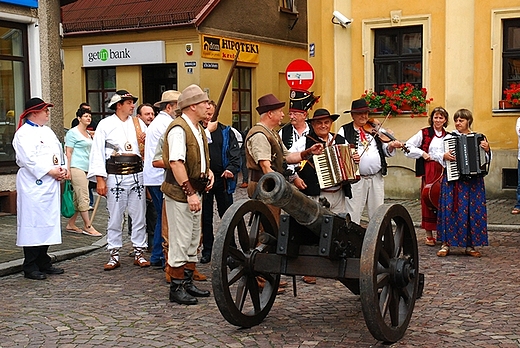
[211,172,421,343]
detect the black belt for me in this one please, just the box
[106,155,143,175]
[249,169,263,182]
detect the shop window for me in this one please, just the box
[232,67,252,132]
[374,25,423,92]
[501,19,520,98]
[0,21,29,171]
[86,68,116,124]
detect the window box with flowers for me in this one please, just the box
[500,83,520,109]
[362,83,433,117]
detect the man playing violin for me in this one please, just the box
[338,99,403,224]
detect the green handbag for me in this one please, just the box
[61,180,75,218]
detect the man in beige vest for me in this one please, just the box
[161,84,214,305]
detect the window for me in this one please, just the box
[502,19,520,98]
[0,21,29,170]
[374,25,423,92]
[86,68,116,124]
[232,67,252,132]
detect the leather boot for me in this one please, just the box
[184,264,210,297]
[169,279,197,305]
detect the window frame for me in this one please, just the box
[232,67,252,132]
[373,25,423,92]
[0,20,30,172]
[85,67,116,124]
[362,14,431,96]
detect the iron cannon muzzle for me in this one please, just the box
[256,172,336,235]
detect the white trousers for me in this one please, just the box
[165,194,201,268]
[345,172,384,224]
[106,172,147,250]
[311,189,346,215]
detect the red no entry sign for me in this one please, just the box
[285,59,315,90]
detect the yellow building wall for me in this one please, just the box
[308,0,520,198]
[62,28,306,128]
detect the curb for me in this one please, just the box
[0,236,107,277]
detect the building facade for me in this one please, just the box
[0,0,66,211]
[61,0,308,132]
[308,0,520,198]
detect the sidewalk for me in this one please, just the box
[0,188,518,276]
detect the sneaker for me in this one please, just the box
[134,248,151,267]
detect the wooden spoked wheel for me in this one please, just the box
[211,199,280,328]
[360,204,419,343]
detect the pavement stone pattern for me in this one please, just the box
[1,178,520,346]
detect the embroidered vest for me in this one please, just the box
[341,122,387,176]
[415,127,435,177]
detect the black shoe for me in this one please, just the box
[169,280,198,305]
[200,255,211,264]
[150,261,163,269]
[43,266,64,275]
[24,271,46,280]
[185,283,211,297]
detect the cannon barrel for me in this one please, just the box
[256,172,337,235]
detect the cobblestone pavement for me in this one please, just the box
[1,180,520,347]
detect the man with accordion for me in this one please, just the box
[437,108,491,258]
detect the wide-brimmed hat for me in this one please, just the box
[20,97,54,119]
[256,94,285,114]
[178,84,209,110]
[108,90,138,110]
[307,108,340,122]
[344,98,371,113]
[289,89,319,113]
[154,90,181,108]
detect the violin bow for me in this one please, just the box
[358,111,392,158]
[212,47,240,122]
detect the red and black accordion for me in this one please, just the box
[443,133,489,181]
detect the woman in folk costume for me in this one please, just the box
[436,109,491,258]
[405,107,448,246]
[13,98,66,280]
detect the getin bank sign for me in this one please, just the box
[82,41,165,67]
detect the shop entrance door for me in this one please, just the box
[142,64,178,106]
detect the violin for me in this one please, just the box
[362,118,410,154]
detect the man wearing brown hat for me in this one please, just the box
[245,93,324,215]
[338,98,402,224]
[161,84,214,305]
[13,97,66,280]
[143,90,181,268]
[88,89,151,271]
[288,108,352,285]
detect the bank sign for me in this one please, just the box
[82,41,165,67]
[201,35,259,64]
[0,0,37,7]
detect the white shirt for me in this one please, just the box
[279,123,310,147]
[167,114,207,173]
[338,125,395,176]
[516,118,520,160]
[87,114,146,180]
[405,128,445,166]
[143,111,173,186]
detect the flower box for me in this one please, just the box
[362,84,432,117]
[499,100,515,109]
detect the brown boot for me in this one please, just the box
[193,268,207,281]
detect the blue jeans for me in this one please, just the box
[147,186,164,265]
[516,160,520,209]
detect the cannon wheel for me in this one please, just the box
[212,199,280,328]
[360,204,419,343]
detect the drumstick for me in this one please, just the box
[89,194,102,225]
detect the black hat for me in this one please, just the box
[20,97,54,119]
[344,98,371,113]
[256,94,286,114]
[108,90,138,110]
[289,89,320,112]
[308,108,340,122]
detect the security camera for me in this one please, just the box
[332,10,352,27]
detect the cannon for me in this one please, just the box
[211,172,420,343]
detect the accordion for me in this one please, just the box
[314,144,360,189]
[443,133,489,182]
